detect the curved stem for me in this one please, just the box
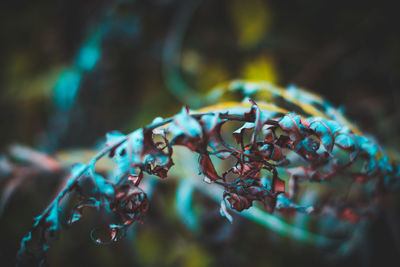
[162,0,204,108]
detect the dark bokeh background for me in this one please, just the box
[1,0,399,266]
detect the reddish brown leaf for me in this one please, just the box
[273,176,285,193]
[199,154,221,181]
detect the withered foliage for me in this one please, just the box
[16,99,400,266]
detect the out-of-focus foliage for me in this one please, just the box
[228,0,272,49]
[241,56,278,84]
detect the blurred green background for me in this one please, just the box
[1,0,399,266]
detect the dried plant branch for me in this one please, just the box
[15,96,400,265]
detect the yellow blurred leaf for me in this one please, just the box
[229,0,272,48]
[241,55,278,84]
[197,60,230,93]
[5,66,64,101]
